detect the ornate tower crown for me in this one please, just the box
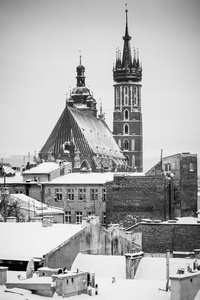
[113,7,142,83]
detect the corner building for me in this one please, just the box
[113,9,143,172]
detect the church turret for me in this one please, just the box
[113,7,143,172]
[76,55,85,87]
[69,56,97,117]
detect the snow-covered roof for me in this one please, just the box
[0,172,23,184]
[0,222,83,261]
[10,194,64,215]
[22,162,69,175]
[45,172,116,184]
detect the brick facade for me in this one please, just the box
[129,222,200,253]
[105,175,168,228]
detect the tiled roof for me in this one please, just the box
[39,105,124,160]
[69,107,124,159]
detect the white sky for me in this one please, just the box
[0,0,200,172]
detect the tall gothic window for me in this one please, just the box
[124,139,129,151]
[134,86,137,106]
[116,87,120,106]
[124,124,129,135]
[124,109,129,120]
[124,86,128,106]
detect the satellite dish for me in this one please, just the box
[26,258,34,279]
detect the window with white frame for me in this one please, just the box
[55,188,62,201]
[65,212,71,223]
[102,188,106,202]
[76,212,82,224]
[67,188,74,200]
[78,188,86,200]
[90,189,98,201]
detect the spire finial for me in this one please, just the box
[125,3,128,26]
[79,50,81,65]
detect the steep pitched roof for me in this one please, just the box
[39,105,124,160]
[69,107,124,159]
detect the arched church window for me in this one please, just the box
[124,139,129,151]
[124,109,129,120]
[124,124,129,135]
[124,86,129,106]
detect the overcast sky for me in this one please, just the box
[0,0,200,171]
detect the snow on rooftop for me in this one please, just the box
[0,172,23,184]
[48,172,116,184]
[0,222,83,261]
[1,256,200,300]
[22,162,68,175]
[71,253,126,279]
[10,194,64,215]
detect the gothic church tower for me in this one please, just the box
[113,8,143,172]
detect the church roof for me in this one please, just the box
[39,105,124,160]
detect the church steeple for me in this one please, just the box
[122,6,132,69]
[113,6,142,83]
[113,7,143,172]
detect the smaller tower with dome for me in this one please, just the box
[66,56,97,117]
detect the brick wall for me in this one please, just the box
[106,175,167,228]
[130,222,200,253]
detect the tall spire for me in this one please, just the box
[122,4,132,69]
[113,6,142,83]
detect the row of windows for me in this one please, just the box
[115,86,140,107]
[54,188,106,202]
[65,211,106,224]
